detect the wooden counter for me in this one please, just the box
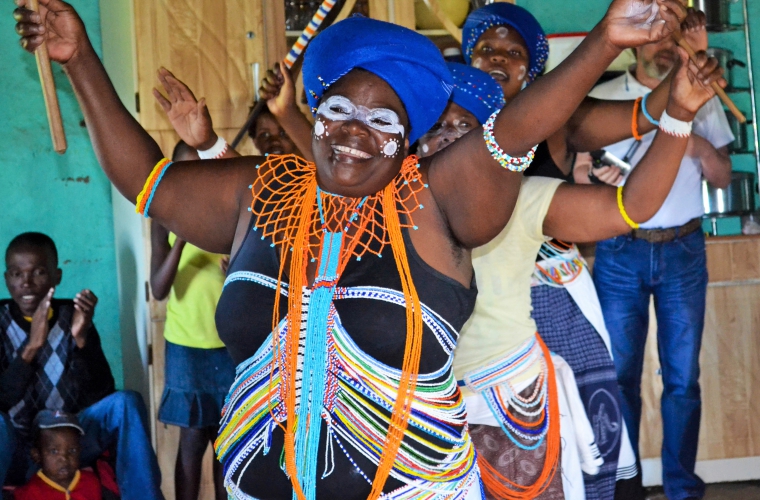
[638,235,760,481]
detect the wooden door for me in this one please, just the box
[133,0,286,493]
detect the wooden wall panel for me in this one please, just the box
[368,0,415,28]
[638,236,760,461]
[134,0,284,131]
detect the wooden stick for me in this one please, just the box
[232,0,347,148]
[421,0,463,43]
[673,30,746,124]
[29,0,67,154]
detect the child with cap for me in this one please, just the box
[13,410,101,500]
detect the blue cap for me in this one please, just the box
[33,410,85,435]
[462,3,549,84]
[447,62,505,124]
[303,16,453,144]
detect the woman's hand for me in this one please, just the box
[153,68,217,150]
[667,47,726,120]
[602,0,686,50]
[681,8,708,52]
[14,0,86,64]
[259,63,298,118]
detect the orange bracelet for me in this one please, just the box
[632,97,643,141]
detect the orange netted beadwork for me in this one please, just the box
[249,154,426,500]
[249,154,426,265]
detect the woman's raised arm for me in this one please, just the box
[544,48,725,243]
[564,8,709,153]
[14,0,255,253]
[426,0,687,248]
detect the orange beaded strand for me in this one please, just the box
[478,334,561,500]
[249,154,426,500]
[632,97,643,141]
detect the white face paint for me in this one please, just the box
[313,119,326,139]
[495,26,510,38]
[472,57,483,69]
[382,139,399,157]
[316,95,405,137]
[517,65,527,81]
[421,143,430,153]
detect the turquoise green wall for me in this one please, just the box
[0,1,122,384]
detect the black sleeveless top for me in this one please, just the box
[524,140,572,182]
[214,192,478,498]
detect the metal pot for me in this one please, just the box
[692,0,732,30]
[702,171,756,216]
[706,47,745,89]
[725,110,749,152]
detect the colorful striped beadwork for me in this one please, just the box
[283,0,337,70]
[215,275,480,499]
[135,158,172,217]
[482,110,537,172]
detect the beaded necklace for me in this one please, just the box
[463,334,560,499]
[531,240,585,287]
[246,154,429,500]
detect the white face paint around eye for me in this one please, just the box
[495,26,509,38]
[473,57,483,69]
[316,95,405,137]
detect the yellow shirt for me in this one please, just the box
[454,176,563,393]
[163,233,226,349]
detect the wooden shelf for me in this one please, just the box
[416,29,452,37]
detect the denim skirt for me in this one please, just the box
[159,341,235,428]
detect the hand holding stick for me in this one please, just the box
[29,0,67,153]
[231,0,345,148]
[673,30,746,123]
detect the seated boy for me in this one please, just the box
[13,410,101,499]
[0,233,163,499]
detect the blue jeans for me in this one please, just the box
[0,391,164,500]
[593,230,707,500]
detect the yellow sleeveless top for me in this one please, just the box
[163,233,225,349]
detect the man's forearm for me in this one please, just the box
[699,142,732,188]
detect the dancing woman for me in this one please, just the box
[14,0,687,497]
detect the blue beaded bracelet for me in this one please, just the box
[641,92,660,127]
[482,110,538,172]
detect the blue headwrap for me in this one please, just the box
[303,17,453,144]
[447,62,505,124]
[462,3,549,84]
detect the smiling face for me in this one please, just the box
[470,25,530,101]
[32,428,81,488]
[252,113,300,156]
[4,246,61,317]
[417,102,479,157]
[311,70,410,197]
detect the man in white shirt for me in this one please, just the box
[589,34,733,500]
